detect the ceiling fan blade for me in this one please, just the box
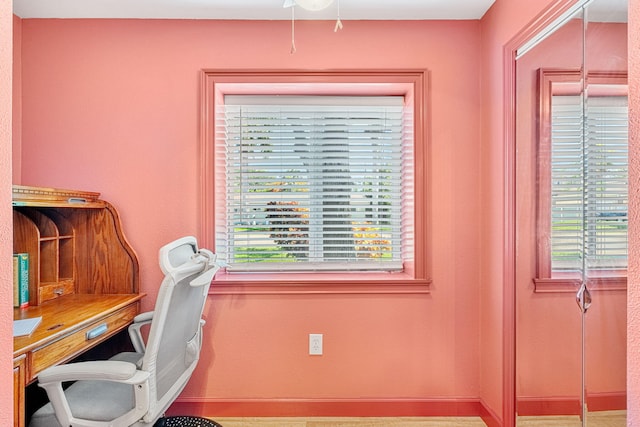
[283,0,296,8]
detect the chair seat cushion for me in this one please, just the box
[29,379,134,427]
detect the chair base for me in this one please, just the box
[154,416,223,427]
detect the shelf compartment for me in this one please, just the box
[13,208,77,305]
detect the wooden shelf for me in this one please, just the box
[12,185,140,305]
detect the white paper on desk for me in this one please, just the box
[13,317,42,337]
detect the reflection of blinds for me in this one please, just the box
[584,96,628,271]
[550,95,628,273]
[551,96,584,273]
[215,96,414,272]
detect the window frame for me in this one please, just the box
[200,70,431,295]
[534,68,628,292]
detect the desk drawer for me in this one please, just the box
[30,304,138,380]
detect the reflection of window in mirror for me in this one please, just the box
[534,69,628,292]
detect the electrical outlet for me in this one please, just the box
[309,333,323,355]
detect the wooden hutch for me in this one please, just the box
[12,185,144,427]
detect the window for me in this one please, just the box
[216,96,412,272]
[200,70,430,293]
[536,69,628,291]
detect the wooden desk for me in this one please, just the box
[13,294,144,427]
[12,185,143,427]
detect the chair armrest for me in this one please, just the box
[129,311,154,353]
[133,311,154,323]
[38,360,149,384]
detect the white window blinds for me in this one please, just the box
[215,95,414,272]
[550,95,628,273]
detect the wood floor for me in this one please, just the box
[517,410,626,427]
[208,411,626,427]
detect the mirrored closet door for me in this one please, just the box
[514,0,628,425]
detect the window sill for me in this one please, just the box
[209,271,431,295]
[533,276,627,293]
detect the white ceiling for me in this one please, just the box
[13,0,498,21]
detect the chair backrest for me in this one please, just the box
[140,236,219,422]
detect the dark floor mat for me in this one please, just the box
[155,416,223,427]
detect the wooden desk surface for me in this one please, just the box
[14,293,145,359]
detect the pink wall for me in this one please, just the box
[627,0,640,424]
[17,18,485,414]
[1,1,14,426]
[478,0,558,422]
[12,14,21,184]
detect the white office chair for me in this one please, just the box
[29,236,221,427]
